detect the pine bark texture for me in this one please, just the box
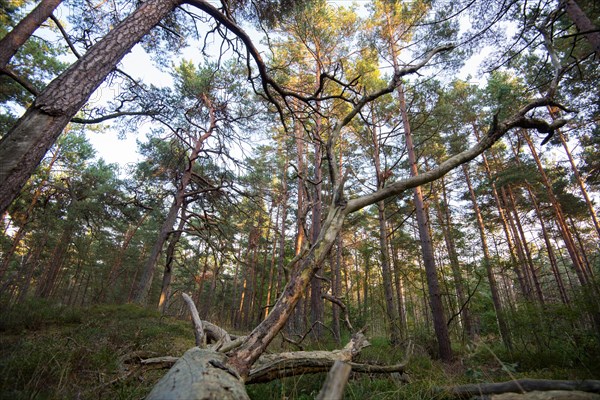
[0,0,180,215]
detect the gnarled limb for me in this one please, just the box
[322,292,354,331]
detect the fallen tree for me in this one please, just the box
[143,293,408,398]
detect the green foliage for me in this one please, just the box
[504,301,600,372]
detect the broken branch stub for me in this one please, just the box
[316,361,352,400]
[181,292,205,348]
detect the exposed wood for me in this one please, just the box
[140,355,408,380]
[182,293,205,348]
[247,332,369,383]
[203,321,233,345]
[322,293,354,331]
[141,331,406,388]
[146,347,249,400]
[443,379,600,399]
[140,356,180,368]
[316,361,352,400]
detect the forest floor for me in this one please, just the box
[0,301,598,400]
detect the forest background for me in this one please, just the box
[0,0,599,398]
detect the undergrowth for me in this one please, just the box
[0,300,194,400]
[1,299,598,399]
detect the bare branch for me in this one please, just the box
[1,66,40,96]
[322,293,354,331]
[346,97,569,213]
[50,14,82,59]
[182,292,206,348]
[70,110,158,124]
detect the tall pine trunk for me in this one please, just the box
[398,82,452,361]
[437,176,474,340]
[462,163,513,351]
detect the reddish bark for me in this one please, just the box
[0,0,63,69]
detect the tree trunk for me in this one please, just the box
[332,234,343,342]
[526,184,569,304]
[310,140,324,338]
[521,131,589,286]
[264,204,280,320]
[472,126,530,299]
[506,185,545,304]
[377,201,401,344]
[463,163,513,351]
[554,126,600,239]
[0,0,63,69]
[158,204,186,314]
[0,0,180,215]
[389,234,407,338]
[133,198,179,304]
[561,0,600,56]
[398,82,452,361]
[0,148,59,285]
[437,176,474,340]
[443,378,600,398]
[146,348,250,400]
[227,202,348,378]
[98,213,148,302]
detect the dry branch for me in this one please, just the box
[316,361,352,400]
[181,292,205,347]
[141,330,407,386]
[322,293,354,331]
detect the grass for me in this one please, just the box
[1,300,599,399]
[0,300,194,400]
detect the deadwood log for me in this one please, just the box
[246,332,369,383]
[316,361,352,400]
[141,331,408,384]
[443,379,600,398]
[146,347,249,400]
